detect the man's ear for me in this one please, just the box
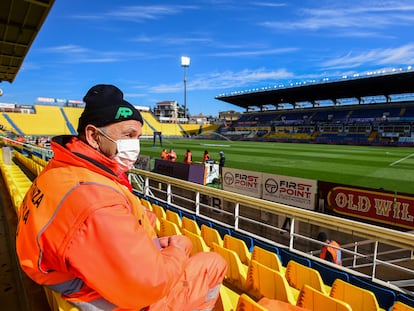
[84,125,100,149]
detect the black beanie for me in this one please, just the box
[77,84,143,134]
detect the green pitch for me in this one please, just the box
[140,138,414,195]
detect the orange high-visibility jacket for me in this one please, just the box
[16,136,188,309]
[320,240,342,265]
[184,151,192,164]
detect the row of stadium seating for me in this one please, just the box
[139,195,414,311]
[2,146,414,310]
[0,105,220,137]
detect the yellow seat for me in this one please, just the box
[159,218,182,237]
[391,301,414,311]
[285,260,331,295]
[297,284,352,311]
[213,285,240,311]
[182,216,201,235]
[212,242,248,291]
[245,259,298,304]
[140,198,153,211]
[166,209,182,228]
[201,224,224,248]
[152,203,166,220]
[251,245,285,274]
[330,278,385,311]
[44,287,79,311]
[235,293,267,311]
[182,228,210,255]
[223,234,251,266]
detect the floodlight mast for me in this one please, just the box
[180,56,190,120]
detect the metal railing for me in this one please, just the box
[130,168,414,293]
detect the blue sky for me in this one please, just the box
[1,0,414,116]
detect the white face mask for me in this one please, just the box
[97,128,140,171]
[112,139,140,171]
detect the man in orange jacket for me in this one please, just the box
[16,84,227,311]
[317,232,342,265]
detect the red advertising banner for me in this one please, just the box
[327,186,414,229]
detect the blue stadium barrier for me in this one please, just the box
[350,275,396,310]
[280,248,311,267]
[397,293,414,308]
[230,230,254,252]
[311,261,350,286]
[211,223,231,238]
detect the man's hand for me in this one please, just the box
[159,235,192,256]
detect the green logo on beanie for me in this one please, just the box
[115,107,133,120]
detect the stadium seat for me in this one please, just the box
[391,301,414,311]
[223,234,251,266]
[251,245,285,274]
[245,259,298,304]
[140,198,153,211]
[296,284,352,311]
[350,275,396,310]
[182,228,210,255]
[311,261,350,286]
[201,224,224,248]
[152,203,166,220]
[196,217,212,229]
[166,209,182,228]
[235,293,267,311]
[212,242,247,291]
[44,287,79,311]
[330,278,384,311]
[182,215,201,235]
[159,218,182,237]
[397,294,414,308]
[280,248,312,267]
[211,222,231,239]
[214,285,240,311]
[230,230,254,252]
[252,238,280,256]
[285,260,330,294]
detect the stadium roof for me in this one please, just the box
[0,0,55,83]
[215,69,414,111]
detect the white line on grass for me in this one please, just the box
[389,153,414,166]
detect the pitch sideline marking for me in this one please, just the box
[389,153,414,167]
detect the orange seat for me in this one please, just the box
[297,284,352,311]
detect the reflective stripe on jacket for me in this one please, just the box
[16,136,188,310]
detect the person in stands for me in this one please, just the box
[169,148,177,162]
[160,148,168,160]
[184,149,192,164]
[317,232,342,265]
[218,151,226,175]
[15,84,227,311]
[203,150,210,163]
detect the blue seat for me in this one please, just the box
[350,275,396,310]
[196,217,212,228]
[230,230,254,252]
[311,261,349,286]
[181,210,196,221]
[211,223,231,239]
[280,248,311,267]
